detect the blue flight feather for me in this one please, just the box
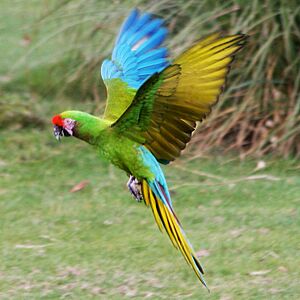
[115,9,139,45]
[137,48,167,63]
[135,28,168,55]
[131,13,152,33]
[126,19,164,47]
[138,58,169,69]
[101,9,170,88]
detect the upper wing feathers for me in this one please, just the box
[111,34,247,163]
[101,9,170,121]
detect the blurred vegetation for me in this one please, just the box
[0,93,45,130]
[1,0,300,157]
[1,2,300,299]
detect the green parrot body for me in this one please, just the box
[60,110,154,180]
[52,9,246,289]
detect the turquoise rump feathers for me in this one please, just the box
[52,8,247,290]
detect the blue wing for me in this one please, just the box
[101,9,170,121]
[101,9,169,89]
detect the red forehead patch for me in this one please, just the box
[52,115,64,127]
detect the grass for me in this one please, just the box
[1,129,300,299]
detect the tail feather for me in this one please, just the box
[142,181,163,232]
[141,179,208,289]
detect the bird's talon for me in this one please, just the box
[127,176,143,202]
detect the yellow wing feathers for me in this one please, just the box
[173,33,246,106]
[141,180,207,287]
[143,33,246,162]
[111,33,246,163]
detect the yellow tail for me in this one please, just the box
[141,179,208,289]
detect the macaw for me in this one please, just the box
[52,8,246,289]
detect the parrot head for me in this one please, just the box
[52,114,76,141]
[51,111,108,144]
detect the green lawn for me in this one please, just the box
[1,129,299,299]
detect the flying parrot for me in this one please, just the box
[52,8,246,289]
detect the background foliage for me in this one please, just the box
[2,0,300,157]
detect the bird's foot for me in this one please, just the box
[127,176,143,202]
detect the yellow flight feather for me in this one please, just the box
[141,34,246,163]
[141,180,208,288]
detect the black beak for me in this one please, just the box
[53,125,72,141]
[53,125,63,141]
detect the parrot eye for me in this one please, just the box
[64,118,73,125]
[63,118,76,136]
